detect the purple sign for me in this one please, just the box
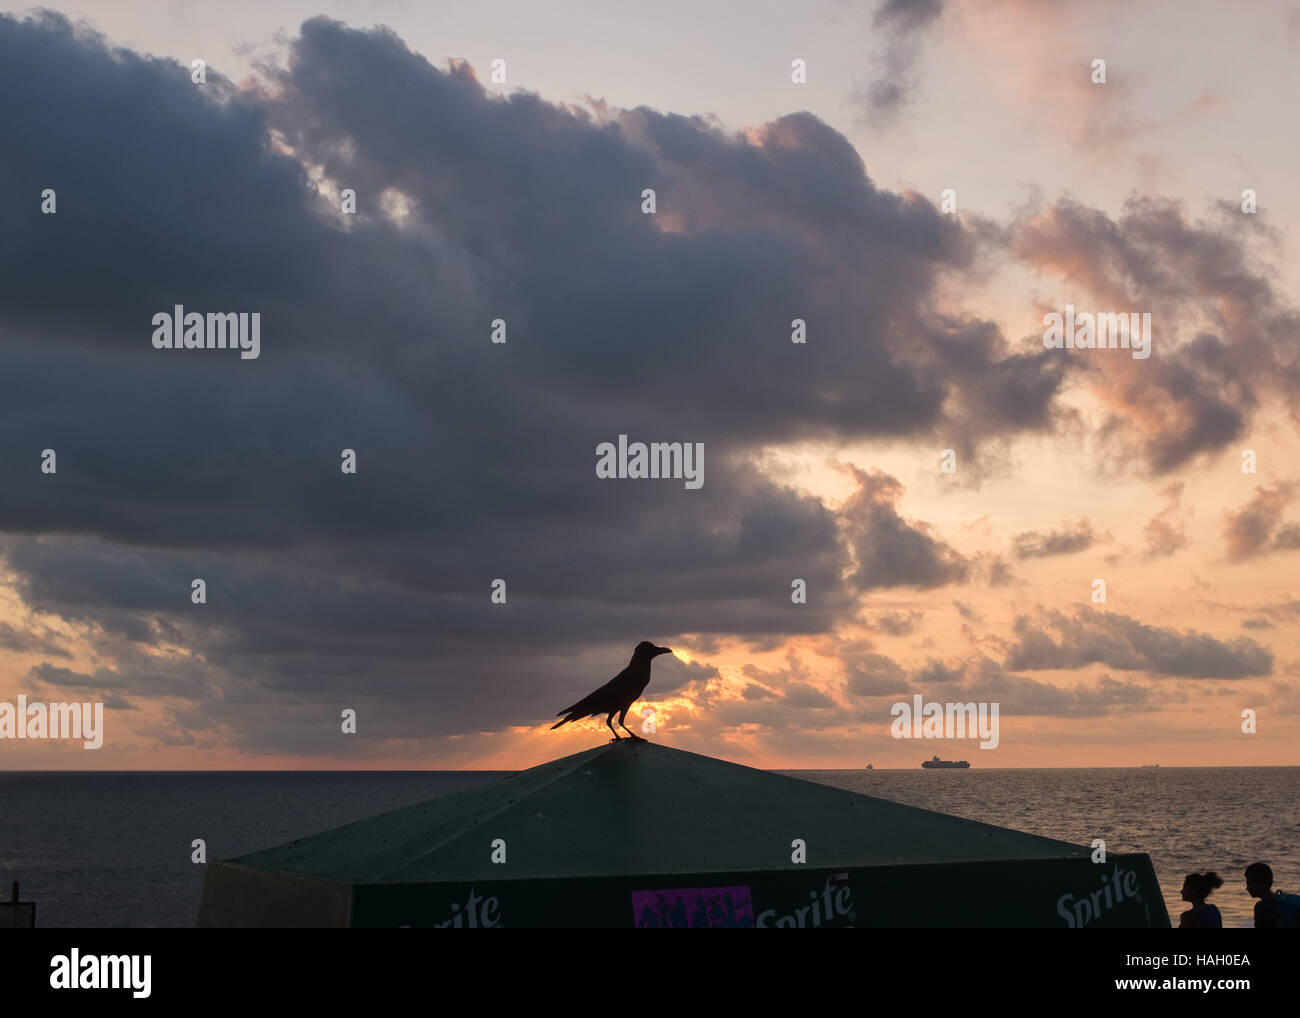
[632,886,755,928]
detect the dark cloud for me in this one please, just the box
[843,652,909,696]
[853,0,945,127]
[1261,600,1300,620]
[838,466,969,589]
[875,0,944,32]
[737,655,839,711]
[723,639,1163,743]
[0,13,1072,752]
[1012,517,1097,559]
[1275,523,1300,549]
[649,655,719,697]
[960,662,1158,718]
[0,621,70,657]
[912,657,965,686]
[685,624,1194,744]
[982,555,1018,587]
[29,663,130,691]
[27,663,135,710]
[782,682,836,709]
[1142,482,1188,559]
[867,608,925,635]
[1010,196,1300,474]
[1222,483,1299,560]
[1004,607,1272,679]
[846,652,1157,721]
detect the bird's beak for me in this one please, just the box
[654,646,673,657]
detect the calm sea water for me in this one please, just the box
[2,767,1295,927]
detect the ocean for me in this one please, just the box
[2,766,1295,928]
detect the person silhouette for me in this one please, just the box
[1245,862,1278,928]
[1177,871,1224,928]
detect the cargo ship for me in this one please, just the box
[921,755,970,769]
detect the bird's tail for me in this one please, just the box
[551,714,576,730]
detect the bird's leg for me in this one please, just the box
[605,713,623,741]
[619,708,644,741]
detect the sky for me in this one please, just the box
[2,0,1299,770]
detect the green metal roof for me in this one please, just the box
[231,741,1089,883]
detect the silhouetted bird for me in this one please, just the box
[551,641,673,741]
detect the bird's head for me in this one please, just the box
[634,640,673,659]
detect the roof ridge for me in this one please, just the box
[368,741,618,879]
